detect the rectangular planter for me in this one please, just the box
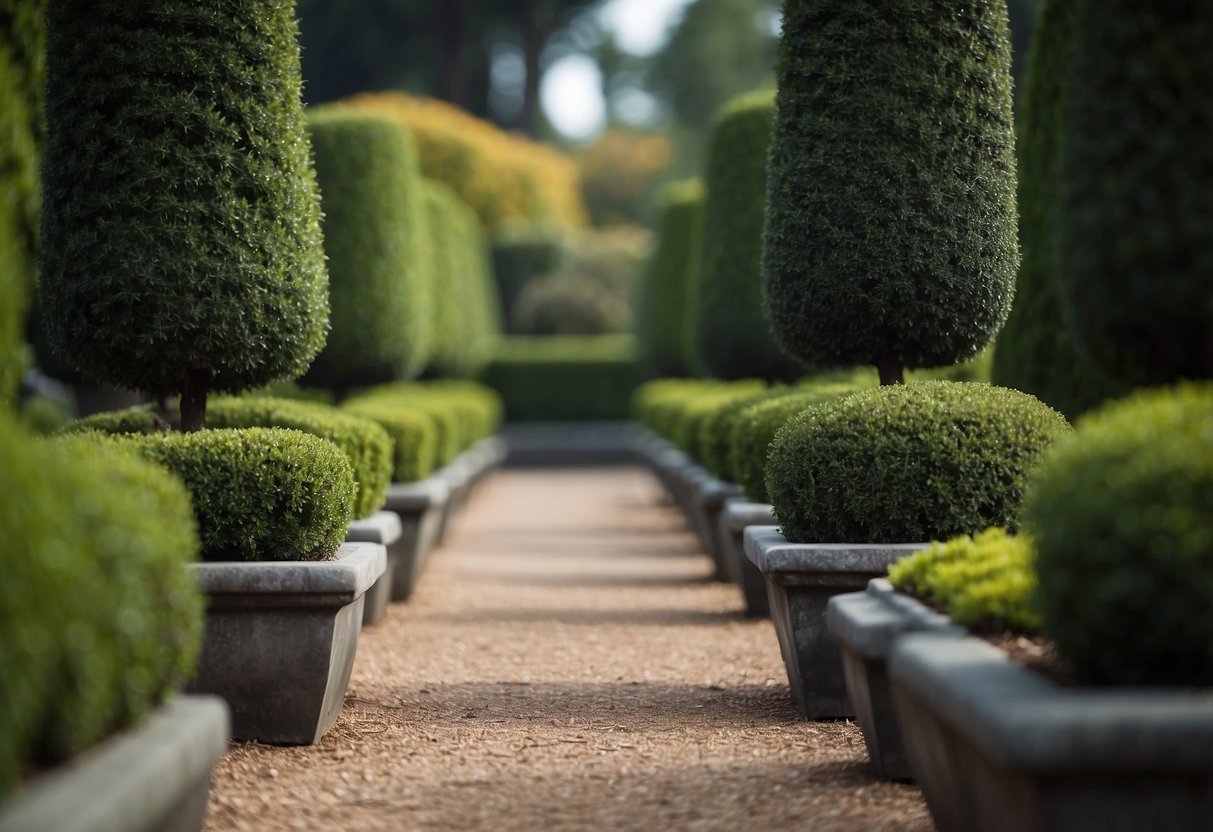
[692,476,743,582]
[717,499,777,617]
[0,695,229,832]
[346,510,404,627]
[744,526,926,719]
[187,542,386,745]
[826,578,963,779]
[383,477,450,601]
[889,633,1213,832]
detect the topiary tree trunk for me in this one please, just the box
[763,0,1018,385]
[39,0,328,431]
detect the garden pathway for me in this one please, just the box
[204,467,931,831]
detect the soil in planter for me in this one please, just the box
[981,632,1075,687]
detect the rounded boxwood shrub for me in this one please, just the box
[302,108,433,389]
[767,382,1070,543]
[119,427,355,562]
[340,398,439,483]
[207,396,393,519]
[1025,384,1213,686]
[39,0,328,430]
[763,0,1017,384]
[490,222,569,331]
[698,385,794,481]
[695,90,803,382]
[60,405,170,436]
[667,381,766,466]
[512,274,632,336]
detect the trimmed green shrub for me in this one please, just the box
[888,528,1041,633]
[667,382,766,464]
[698,385,795,480]
[61,405,170,436]
[695,90,803,382]
[490,222,569,331]
[483,335,642,422]
[18,395,73,435]
[512,274,632,336]
[302,108,433,390]
[991,0,1128,418]
[39,0,328,430]
[632,378,715,437]
[1025,383,1213,686]
[207,396,393,519]
[1057,3,1213,386]
[767,382,1070,543]
[118,428,355,562]
[0,197,25,404]
[635,179,704,377]
[763,1,1017,384]
[338,398,438,483]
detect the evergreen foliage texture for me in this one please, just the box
[490,223,569,331]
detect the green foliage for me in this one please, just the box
[1056,3,1213,385]
[991,0,1129,418]
[512,274,632,336]
[0,197,24,404]
[207,396,392,519]
[481,335,642,421]
[18,395,73,435]
[767,382,1070,543]
[635,179,703,377]
[38,0,328,399]
[61,405,169,436]
[302,108,433,389]
[888,528,1042,633]
[1025,383,1213,686]
[698,385,793,481]
[635,379,766,464]
[695,90,803,381]
[490,222,570,331]
[338,398,438,483]
[763,0,1017,379]
[117,428,354,562]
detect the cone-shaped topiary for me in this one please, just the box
[1056,3,1213,386]
[695,90,803,381]
[991,0,1128,418]
[39,0,328,431]
[302,108,433,391]
[763,0,1018,385]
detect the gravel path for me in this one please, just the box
[204,466,932,831]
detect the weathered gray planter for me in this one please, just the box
[434,453,476,544]
[692,476,743,582]
[346,511,404,626]
[827,579,963,779]
[188,542,385,745]
[744,526,927,719]
[718,499,777,617]
[889,633,1213,832]
[0,695,229,832]
[383,477,450,601]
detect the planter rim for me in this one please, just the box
[696,476,743,506]
[191,541,386,596]
[722,498,776,531]
[827,579,962,659]
[346,510,404,546]
[385,475,451,511]
[890,632,1213,770]
[744,526,929,575]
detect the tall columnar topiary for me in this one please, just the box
[991,0,1127,418]
[695,90,803,381]
[39,0,328,431]
[763,0,1018,385]
[1056,3,1213,385]
[302,108,432,392]
[635,179,704,378]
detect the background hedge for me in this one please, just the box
[338,397,438,483]
[490,222,569,331]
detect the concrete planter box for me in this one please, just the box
[744,526,927,719]
[889,633,1213,832]
[827,579,963,779]
[346,511,404,626]
[718,499,777,617]
[383,477,450,601]
[0,696,229,832]
[692,476,743,582]
[187,542,385,745]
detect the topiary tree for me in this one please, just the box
[695,90,803,381]
[39,0,328,431]
[763,0,1018,385]
[302,108,433,393]
[1056,3,1213,386]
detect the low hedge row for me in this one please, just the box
[338,399,439,483]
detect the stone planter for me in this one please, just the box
[188,542,385,745]
[434,454,475,543]
[826,578,962,779]
[346,510,404,626]
[383,477,450,601]
[0,696,229,832]
[717,499,777,617]
[691,476,743,582]
[744,526,927,719]
[889,633,1213,832]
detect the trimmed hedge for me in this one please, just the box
[0,197,24,404]
[666,381,766,465]
[763,0,1017,382]
[39,0,328,408]
[1056,3,1213,386]
[491,222,569,331]
[1026,383,1213,686]
[512,274,632,337]
[338,398,438,483]
[60,405,169,436]
[698,385,794,480]
[695,90,802,382]
[302,108,433,389]
[767,382,1070,543]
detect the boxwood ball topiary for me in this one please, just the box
[39,0,328,428]
[695,91,803,382]
[1057,2,1213,386]
[766,382,1070,543]
[302,108,433,389]
[763,0,1017,384]
[1025,384,1213,686]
